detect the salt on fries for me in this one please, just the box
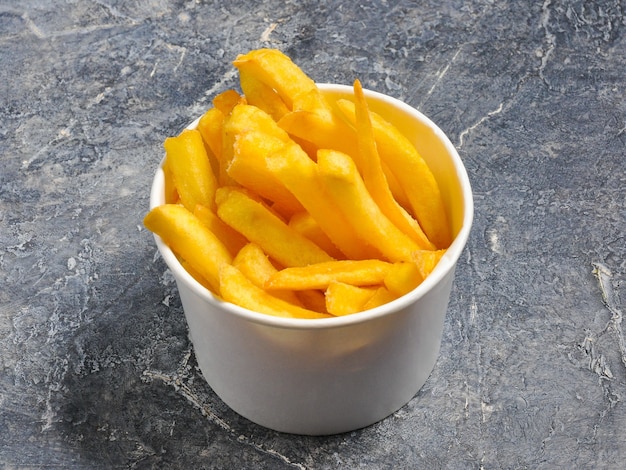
[144,48,450,319]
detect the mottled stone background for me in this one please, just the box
[1,0,625,468]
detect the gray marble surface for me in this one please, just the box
[1,0,625,468]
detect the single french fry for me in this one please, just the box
[265,142,380,260]
[143,204,232,294]
[233,243,303,306]
[216,187,334,267]
[180,259,214,292]
[266,259,392,291]
[232,243,274,287]
[212,89,244,115]
[411,249,446,279]
[193,204,248,257]
[197,107,225,168]
[295,289,328,313]
[325,281,378,316]
[381,162,412,212]
[317,149,423,262]
[164,129,218,212]
[352,80,435,250]
[297,87,334,113]
[219,264,331,319]
[221,102,292,188]
[224,103,291,142]
[384,262,423,297]
[239,67,290,121]
[161,156,179,204]
[228,131,305,216]
[233,48,322,112]
[336,98,451,248]
[288,134,320,160]
[362,286,399,310]
[278,109,356,158]
[288,212,345,260]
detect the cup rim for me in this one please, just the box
[149,83,473,330]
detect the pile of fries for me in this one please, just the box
[144,48,451,319]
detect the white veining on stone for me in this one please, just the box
[261,22,279,43]
[143,351,307,469]
[425,47,462,100]
[538,0,556,87]
[458,102,503,148]
[593,263,626,371]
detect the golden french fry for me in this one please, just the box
[212,89,244,115]
[352,80,435,250]
[197,107,224,174]
[266,259,392,291]
[233,243,304,306]
[265,142,380,260]
[325,281,378,316]
[380,161,412,213]
[164,129,218,212]
[295,289,328,313]
[288,134,319,160]
[193,204,248,257]
[317,149,423,262]
[179,259,214,292]
[161,156,179,204]
[228,131,304,216]
[143,204,232,294]
[216,187,334,267]
[383,262,423,297]
[336,98,451,248]
[277,109,356,158]
[219,264,332,319]
[362,286,398,310]
[233,48,322,112]
[288,212,345,260]
[239,67,290,121]
[224,103,291,142]
[293,88,332,114]
[411,249,446,279]
[221,102,292,188]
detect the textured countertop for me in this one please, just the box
[2,0,625,468]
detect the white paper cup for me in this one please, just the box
[149,84,473,435]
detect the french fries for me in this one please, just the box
[265,259,393,290]
[336,98,451,248]
[193,203,248,257]
[316,149,421,262]
[144,48,451,319]
[164,129,217,212]
[215,186,334,268]
[238,67,290,121]
[144,204,232,295]
[219,264,331,319]
[233,48,321,112]
[352,80,434,251]
[229,130,305,216]
[265,141,379,260]
[233,243,303,306]
[325,282,378,316]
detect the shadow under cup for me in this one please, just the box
[149,83,473,435]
